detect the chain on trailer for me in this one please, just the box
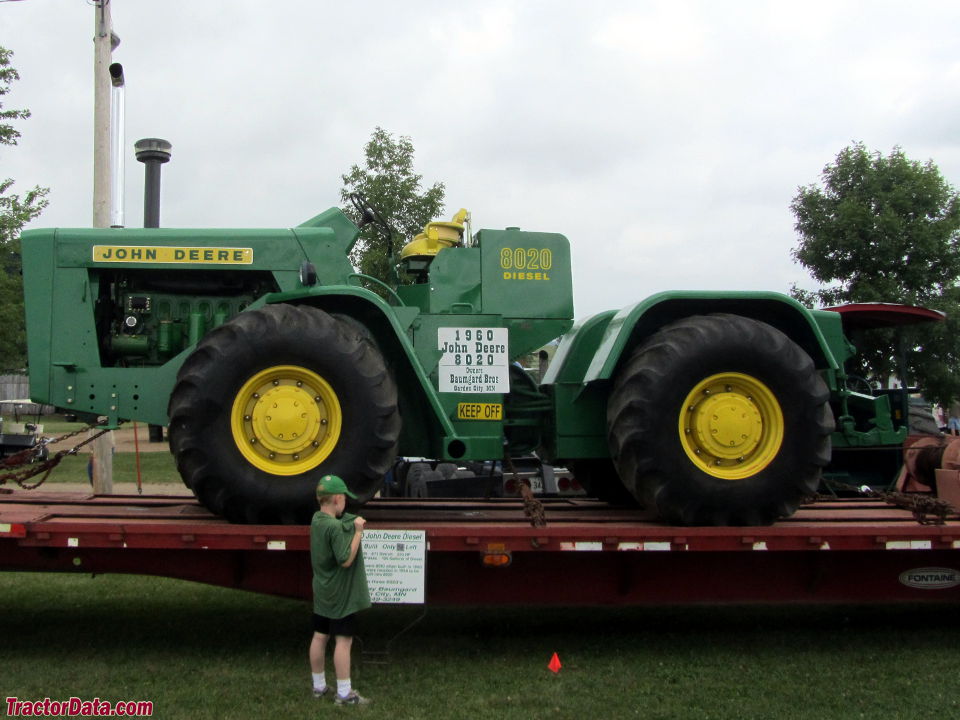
[0,422,122,493]
[818,481,958,526]
[503,454,546,528]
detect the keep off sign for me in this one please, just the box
[438,327,509,393]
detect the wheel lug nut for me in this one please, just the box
[253,392,260,399]
[321,419,328,426]
[296,381,303,387]
[273,380,280,386]
[312,441,319,448]
[244,415,251,421]
[250,438,257,444]
[269,453,275,459]
[293,454,300,461]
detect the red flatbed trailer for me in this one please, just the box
[2,490,960,605]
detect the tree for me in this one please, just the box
[0,47,49,370]
[791,142,960,403]
[340,127,444,287]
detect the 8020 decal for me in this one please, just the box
[500,247,552,280]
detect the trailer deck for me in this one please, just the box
[2,490,960,605]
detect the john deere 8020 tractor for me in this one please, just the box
[20,199,903,525]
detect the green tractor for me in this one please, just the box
[20,199,903,525]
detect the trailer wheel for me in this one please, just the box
[168,304,400,524]
[404,462,432,497]
[607,314,833,526]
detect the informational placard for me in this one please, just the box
[362,529,427,604]
[438,327,509,393]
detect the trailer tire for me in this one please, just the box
[404,462,432,498]
[168,304,400,524]
[408,468,443,498]
[607,314,833,526]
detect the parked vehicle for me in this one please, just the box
[20,199,907,525]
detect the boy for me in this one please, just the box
[309,475,371,705]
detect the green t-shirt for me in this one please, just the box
[310,510,371,619]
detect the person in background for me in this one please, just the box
[949,401,960,436]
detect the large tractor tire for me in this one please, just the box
[168,304,400,524]
[606,314,834,526]
[572,458,637,506]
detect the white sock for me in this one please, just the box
[337,679,352,698]
[312,673,326,691]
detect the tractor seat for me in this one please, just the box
[400,209,469,262]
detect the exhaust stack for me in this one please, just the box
[134,138,172,228]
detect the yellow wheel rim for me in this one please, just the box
[230,365,342,476]
[678,372,783,480]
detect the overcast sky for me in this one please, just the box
[3,0,959,319]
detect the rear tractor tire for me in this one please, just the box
[168,304,400,524]
[572,458,636,506]
[606,314,834,526]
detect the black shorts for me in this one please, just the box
[312,612,358,637]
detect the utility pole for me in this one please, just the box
[91,0,119,494]
[92,0,117,229]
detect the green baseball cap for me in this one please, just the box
[316,474,357,499]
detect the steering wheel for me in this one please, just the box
[349,193,387,230]
[348,193,396,261]
[846,375,875,395]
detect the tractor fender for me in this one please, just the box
[261,286,457,442]
[545,291,842,387]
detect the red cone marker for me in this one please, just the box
[548,652,562,673]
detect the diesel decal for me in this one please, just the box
[502,271,550,280]
[93,246,254,264]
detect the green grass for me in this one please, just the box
[2,572,960,719]
[38,416,90,435]
[38,452,182,485]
